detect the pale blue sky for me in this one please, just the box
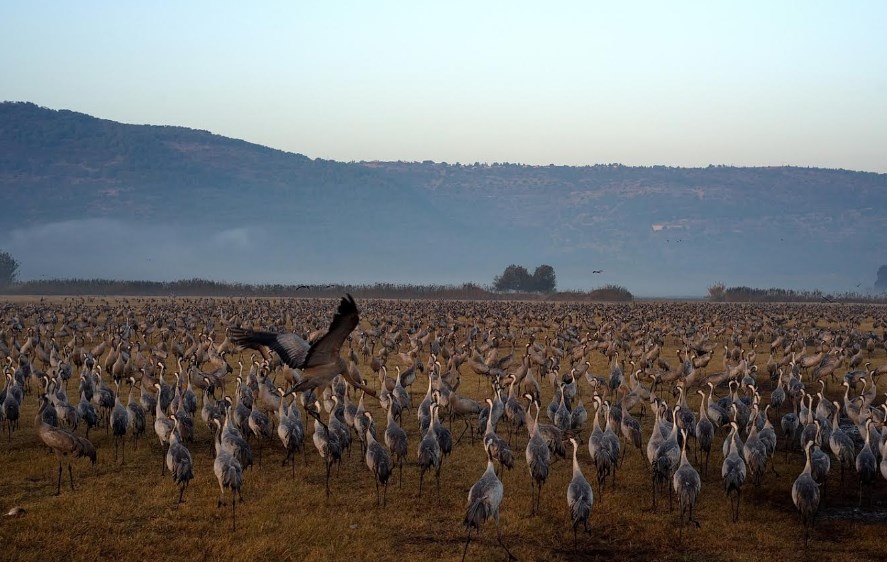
[2,1,886,171]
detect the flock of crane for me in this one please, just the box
[1,296,887,559]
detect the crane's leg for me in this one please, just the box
[456,422,468,445]
[56,461,63,496]
[325,460,331,500]
[232,491,237,532]
[461,527,473,562]
[495,516,517,561]
[122,435,125,464]
[68,463,75,491]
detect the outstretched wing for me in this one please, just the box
[303,294,359,368]
[229,327,310,369]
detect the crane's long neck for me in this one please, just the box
[485,402,495,436]
[680,433,688,465]
[571,441,580,474]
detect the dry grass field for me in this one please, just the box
[0,297,885,562]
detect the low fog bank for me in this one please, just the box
[0,219,880,298]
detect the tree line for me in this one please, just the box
[492,264,556,293]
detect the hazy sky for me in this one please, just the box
[2,1,886,171]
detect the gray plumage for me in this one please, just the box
[384,401,408,486]
[567,437,593,544]
[526,399,551,514]
[462,445,515,562]
[673,429,701,530]
[364,412,392,506]
[483,398,514,472]
[110,382,129,463]
[276,390,304,477]
[695,390,714,476]
[722,422,746,522]
[312,405,341,498]
[166,420,193,503]
[213,419,243,531]
[418,405,442,498]
[792,442,820,546]
[588,398,614,495]
[35,394,97,494]
[855,419,877,507]
[828,401,854,480]
[742,419,767,486]
[77,391,98,437]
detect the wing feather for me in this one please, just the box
[303,294,359,368]
[229,327,310,369]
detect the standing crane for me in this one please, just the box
[525,394,551,515]
[855,419,878,507]
[153,382,175,474]
[276,388,304,478]
[166,418,194,503]
[695,389,714,476]
[363,412,393,506]
[566,437,593,546]
[461,444,517,562]
[212,419,243,531]
[673,429,701,532]
[483,398,514,474]
[383,399,408,487]
[35,394,96,495]
[792,442,820,547]
[110,381,128,463]
[418,404,442,499]
[722,422,747,522]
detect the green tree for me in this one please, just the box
[0,250,20,287]
[531,264,556,293]
[493,265,531,292]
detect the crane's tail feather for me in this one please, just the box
[75,436,97,464]
[463,498,489,530]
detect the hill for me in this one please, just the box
[1,101,885,295]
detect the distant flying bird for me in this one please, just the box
[229,294,376,397]
[295,285,311,290]
[592,270,603,274]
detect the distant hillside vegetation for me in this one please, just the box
[1,101,885,295]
